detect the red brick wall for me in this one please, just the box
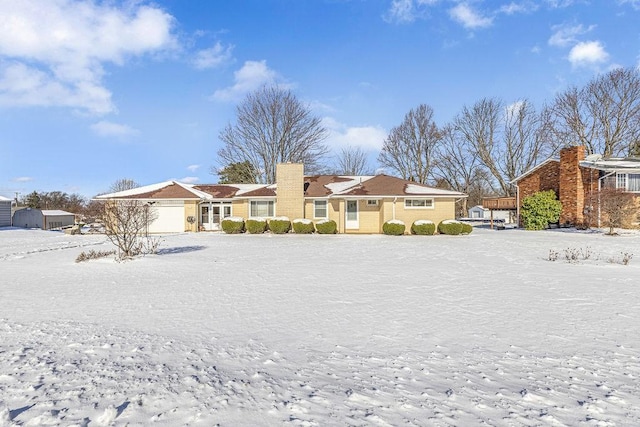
[559,146,586,224]
[517,160,560,203]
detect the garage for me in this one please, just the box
[147,200,185,233]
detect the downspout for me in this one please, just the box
[597,170,616,228]
[392,197,397,220]
[514,183,520,228]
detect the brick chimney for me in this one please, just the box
[276,163,304,219]
[559,146,586,225]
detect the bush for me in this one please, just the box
[411,220,435,235]
[460,222,473,234]
[75,249,116,263]
[438,220,463,235]
[383,220,405,236]
[246,218,268,234]
[292,218,315,234]
[521,190,562,230]
[221,217,245,234]
[316,219,337,234]
[269,217,291,234]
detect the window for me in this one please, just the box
[250,200,274,217]
[314,200,328,218]
[404,199,434,209]
[616,173,640,192]
[367,200,379,206]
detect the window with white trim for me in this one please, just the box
[616,173,640,192]
[367,200,379,206]
[404,198,434,209]
[314,200,328,218]
[250,200,275,217]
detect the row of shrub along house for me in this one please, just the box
[96,163,467,234]
[513,145,640,227]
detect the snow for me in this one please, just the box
[405,184,465,196]
[1,226,640,425]
[386,219,405,225]
[414,219,434,225]
[293,218,313,224]
[224,216,245,223]
[324,176,374,194]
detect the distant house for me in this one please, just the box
[0,196,11,227]
[96,163,467,234]
[12,208,76,230]
[513,146,640,227]
[468,205,488,219]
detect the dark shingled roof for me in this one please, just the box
[193,185,240,199]
[304,175,355,197]
[116,183,202,200]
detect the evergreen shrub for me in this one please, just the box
[221,217,245,234]
[268,217,291,234]
[520,190,562,230]
[292,219,315,234]
[383,220,406,236]
[460,222,473,234]
[411,220,435,235]
[438,220,463,235]
[316,219,337,234]
[246,218,268,234]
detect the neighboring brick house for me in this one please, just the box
[513,146,640,227]
[96,163,467,234]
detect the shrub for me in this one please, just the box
[411,220,435,235]
[221,217,245,234]
[292,218,315,234]
[460,222,473,234]
[316,219,337,234]
[383,220,405,236]
[520,190,562,231]
[75,249,116,263]
[438,219,463,235]
[269,217,291,234]
[246,218,268,234]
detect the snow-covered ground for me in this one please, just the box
[1,227,639,426]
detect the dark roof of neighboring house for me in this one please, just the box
[116,183,202,200]
[304,175,355,197]
[193,185,239,198]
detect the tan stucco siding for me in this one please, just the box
[184,201,198,232]
[391,198,457,231]
[232,200,248,219]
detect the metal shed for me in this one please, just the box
[12,208,76,230]
[0,196,11,227]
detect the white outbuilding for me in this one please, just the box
[12,208,76,230]
[0,196,11,227]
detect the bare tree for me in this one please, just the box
[335,146,370,175]
[217,85,329,184]
[109,178,140,193]
[546,67,640,157]
[454,98,555,196]
[432,125,490,215]
[378,104,441,183]
[103,200,159,259]
[598,188,639,234]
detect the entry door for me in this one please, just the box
[211,206,221,230]
[200,205,211,230]
[345,200,359,229]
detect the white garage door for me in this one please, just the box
[148,201,184,233]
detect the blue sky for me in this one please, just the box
[1,0,639,199]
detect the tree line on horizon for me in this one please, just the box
[214,67,640,214]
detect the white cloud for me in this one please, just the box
[0,0,176,114]
[187,164,201,172]
[498,2,538,15]
[548,23,594,47]
[568,41,609,67]
[324,117,387,151]
[449,3,493,29]
[384,0,438,24]
[90,121,140,138]
[178,176,199,184]
[213,60,292,101]
[618,0,640,9]
[193,42,234,70]
[12,177,33,183]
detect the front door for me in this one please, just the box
[345,200,359,230]
[200,203,233,231]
